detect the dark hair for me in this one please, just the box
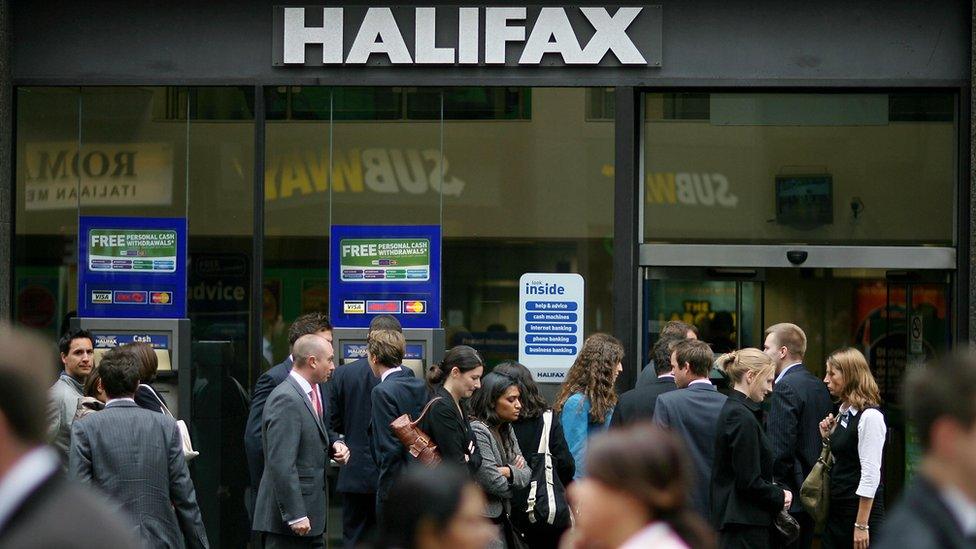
[661,320,698,339]
[469,372,520,428]
[367,329,405,367]
[122,341,159,383]
[98,348,141,398]
[59,329,94,355]
[287,312,332,345]
[653,334,685,375]
[493,361,547,419]
[377,464,474,548]
[369,314,402,333]
[426,345,484,387]
[0,324,56,444]
[905,353,976,451]
[83,365,103,398]
[674,339,714,378]
[587,425,715,549]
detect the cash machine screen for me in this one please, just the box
[91,331,173,371]
[340,342,426,378]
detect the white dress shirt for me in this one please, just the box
[942,485,976,537]
[0,446,59,533]
[688,379,713,387]
[837,403,886,498]
[380,366,402,382]
[105,397,136,406]
[775,362,803,385]
[619,521,689,549]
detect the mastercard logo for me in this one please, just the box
[150,291,173,305]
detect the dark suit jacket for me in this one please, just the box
[876,475,973,549]
[711,391,785,529]
[0,468,141,549]
[370,368,430,504]
[421,386,483,476]
[244,358,338,490]
[636,360,663,388]
[611,375,677,428]
[766,364,834,512]
[69,400,209,549]
[253,375,331,537]
[326,357,386,494]
[134,383,165,413]
[654,382,727,519]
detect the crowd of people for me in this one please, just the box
[0,313,972,548]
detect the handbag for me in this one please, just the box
[800,438,832,525]
[389,397,442,466]
[515,411,571,530]
[496,512,530,549]
[772,508,800,546]
[147,385,199,461]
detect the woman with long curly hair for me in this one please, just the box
[553,333,624,480]
[819,348,886,549]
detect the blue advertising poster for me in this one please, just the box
[330,225,441,329]
[78,216,187,318]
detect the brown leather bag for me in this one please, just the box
[389,397,443,466]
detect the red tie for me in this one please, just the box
[310,387,322,418]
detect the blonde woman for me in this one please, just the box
[553,333,624,480]
[710,349,790,549]
[819,348,886,549]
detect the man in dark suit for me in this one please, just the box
[611,334,680,427]
[326,315,406,548]
[763,323,834,549]
[69,348,209,548]
[245,313,347,505]
[0,324,139,549]
[636,320,696,388]
[367,329,429,516]
[654,339,727,520]
[877,354,976,549]
[254,334,344,548]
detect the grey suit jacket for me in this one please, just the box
[69,400,209,549]
[253,375,330,538]
[654,383,728,520]
[48,374,82,465]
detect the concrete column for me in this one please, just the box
[0,0,11,322]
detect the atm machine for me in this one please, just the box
[72,317,191,419]
[332,328,446,377]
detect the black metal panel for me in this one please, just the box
[612,86,640,390]
[9,0,970,87]
[250,85,265,388]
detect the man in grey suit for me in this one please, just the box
[254,333,342,548]
[0,324,139,549]
[69,347,209,549]
[654,339,727,521]
[47,329,94,466]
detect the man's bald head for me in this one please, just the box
[292,333,335,383]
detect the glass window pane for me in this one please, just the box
[643,92,956,245]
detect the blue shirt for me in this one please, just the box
[560,393,612,479]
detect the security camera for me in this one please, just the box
[786,250,808,265]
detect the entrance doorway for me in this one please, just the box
[640,244,955,502]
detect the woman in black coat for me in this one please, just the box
[494,362,575,549]
[710,349,791,549]
[421,345,485,475]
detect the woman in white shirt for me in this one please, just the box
[819,348,887,549]
[567,424,714,549]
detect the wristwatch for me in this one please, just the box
[854,523,870,531]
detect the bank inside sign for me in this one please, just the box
[274,6,662,67]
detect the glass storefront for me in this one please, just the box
[12,86,962,543]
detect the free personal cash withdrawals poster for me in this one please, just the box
[78,216,187,318]
[330,225,440,329]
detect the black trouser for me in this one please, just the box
[822,496,885,549]
[341,492,377,549]
[261,532,325,549]
[784,510,814,549]
[719,524,771,549]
